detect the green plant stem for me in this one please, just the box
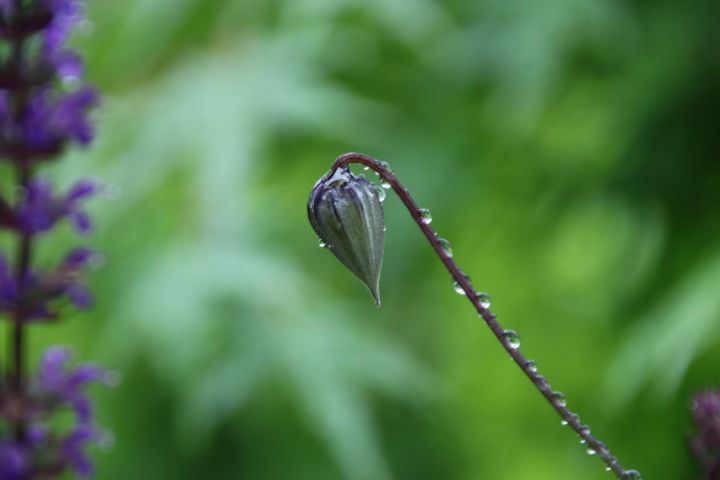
[331,151,634,478]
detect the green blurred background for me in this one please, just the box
[18,0,720,478]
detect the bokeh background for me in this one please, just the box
[18,0,720,478]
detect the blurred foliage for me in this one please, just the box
[10,0,720,478]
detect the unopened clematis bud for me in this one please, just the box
[308,167,385,305]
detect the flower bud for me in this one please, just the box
[308,167,385,305]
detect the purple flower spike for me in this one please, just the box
[690,390,720,477]
[0,0,107,477]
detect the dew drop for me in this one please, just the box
[475,291,491,308]
[586,447,597,456]
[380,181,391,189]
[102,370,122,388]
[103,183,124,201]
[318,239,328,248]
[97,430,116,451]
[378,160,393,173]
[419,208,432,224]
[374,185,386,202]
[622,470,643,480]
[437,237,453,257]
[562,413,579,426]
[89,253,106,270]
[363,166,370,171]
[606,467,611,472]
[503,330,520,349]
[452,274,471,295]
[525,359,538,373]
[552,391,567,407]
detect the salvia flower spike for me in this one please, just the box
[308,166,385,305]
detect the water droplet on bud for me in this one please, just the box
[552,391,566,407]
[419,208,432,224]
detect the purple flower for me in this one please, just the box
[41,0,85,56]
[690,390,720,477]
[0,442,28,480]
[0,253,17,310]
[0,247,97,320]
[37,347,105,424]
[60,425,95,477]
[21,87,99,152]
[16,177,99,235]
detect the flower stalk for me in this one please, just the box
[315,151,641,479]
[0,0,112,477]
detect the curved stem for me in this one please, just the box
[331,152,634,479]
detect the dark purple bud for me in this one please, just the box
[308,167,385,305]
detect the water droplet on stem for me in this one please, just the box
[437,237,453,257]
[503,330,520,349]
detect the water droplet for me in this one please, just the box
[552,391,566,407]
[61,74,81,88]
[437,237,453,257]
[380,181,391,189]
[606,467,611,472]
[374,185,386,202]
[419,208,432,224]
[586,447,597,456]
[526,359,538,373]
[580,438,587,445]
[96,430,115,451]
[319,239,328,248]
[78,19,95,35]
[562,413,579,426]
[622,470,643,480]
[452,274,471,295]
[103,183,123,201]
[503,330,520,349]
[378,160,393,173]
[363,166,370,171]
[475,291,491,308]
[89,253,106,270]
[102,370,122,387]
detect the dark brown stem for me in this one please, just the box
[331,152,636,479]
[9,0,31,443]
[11,161,31,442]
